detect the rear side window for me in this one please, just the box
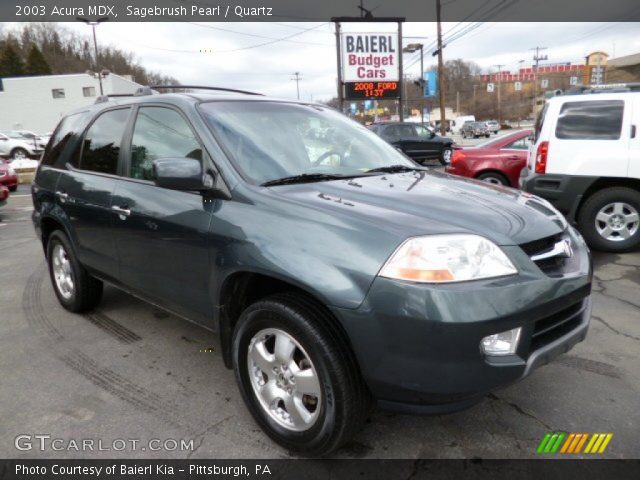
[129,107,202,181]
[41,112,87,167]
[80,108,131,174]
[555,100,624,140]
[533,103,548,142]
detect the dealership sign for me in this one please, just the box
[341,33,399,82]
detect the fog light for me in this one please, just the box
[481,327,522,356]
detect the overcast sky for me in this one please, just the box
[3,21,640,100]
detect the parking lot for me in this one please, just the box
[1,187,639,459]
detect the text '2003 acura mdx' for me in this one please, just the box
[32,87,592,456]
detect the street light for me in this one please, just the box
[403,43,424,123]
[77,16,109,96]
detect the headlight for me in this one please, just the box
[481,327,522,356]
[379,234,517,283]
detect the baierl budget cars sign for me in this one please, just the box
[341,33,399,82]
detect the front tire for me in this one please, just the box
[232,293,370,456]
[578,187,640,252]
[46,230,103,312]
[10,148,28,160]
[9,185,18,192]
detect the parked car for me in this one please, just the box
[460,121,490,139]
[370,121,454,165]
[0,184,8,207]
[32,87,592,455]
[446,130,533,187]
[0,132,44,160]
[450,115,476,134]
[0,158,19,192]
[521,83,640,252]
[11,130,49,150]
[484,120,501,135]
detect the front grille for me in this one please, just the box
[519,233,568,276]
[530,301,584,351]
[520,233,562,256]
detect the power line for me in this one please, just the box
[186,22,331,46]
[135,22,330,54]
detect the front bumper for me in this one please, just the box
[331,228,592,413]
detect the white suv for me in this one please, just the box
[521,84,640,252]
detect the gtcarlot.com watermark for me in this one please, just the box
[15,434,194,452]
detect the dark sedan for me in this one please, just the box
[369,122,454,165]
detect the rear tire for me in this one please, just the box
[232,293,371,456]
[577,187,640,252]
[46,230,103,312]
[440,147,452,166]
[477,172,510,186]
[9,185,17,192]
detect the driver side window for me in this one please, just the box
[129,107,202,180]
[504,137,531,150]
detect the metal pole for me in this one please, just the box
[436,0,446,136]
[420,45,424,124]
[91,24,103,96]
[334,22,343,114]
[398,21,404,122]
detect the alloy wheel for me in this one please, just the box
[52,243,75,299]
[247,328,322,432]
[595,202,639,242]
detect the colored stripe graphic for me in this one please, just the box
[539,432,613,454]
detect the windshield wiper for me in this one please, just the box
[261,173,346,187]
[364,165,423,174]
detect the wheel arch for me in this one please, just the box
[575,177,640,221]
[216,271,360,374]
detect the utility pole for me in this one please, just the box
[77,16,109,96]
[531,46,548,115]
[435,0,446,135]
[493,64,504,124]
[456,90,460,114]
[291,72,302,100]
[473,84,479,115]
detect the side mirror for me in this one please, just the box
[152,158,211,191]
[429,131,436,138]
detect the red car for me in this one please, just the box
[0,159,18,192]
[446,130,533,187]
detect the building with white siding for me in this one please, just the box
[0,73,144,133]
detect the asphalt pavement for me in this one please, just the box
[0,190,638,459]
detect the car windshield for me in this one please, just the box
[199,101,415,185]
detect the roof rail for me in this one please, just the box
[149,85,264,96]
[94,93,138,104]
[564,82,640,95]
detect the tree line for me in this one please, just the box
[0,23,179,85]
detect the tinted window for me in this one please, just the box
[397,125,416,137]
[41,112,88,167]
[555,100,624,140]
[129,107,202,181]
[80,108,130,174]
[381,125,400,139]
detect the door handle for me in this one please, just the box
[632,125,637,139]
[112,205,131,218]
[55,191,69,203]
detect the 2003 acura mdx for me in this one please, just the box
[32,87,592,455]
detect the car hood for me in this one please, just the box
[267,170,564,246]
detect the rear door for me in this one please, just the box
[112,105,214,322]
[547,97,629,176]
[55,107,132,281]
